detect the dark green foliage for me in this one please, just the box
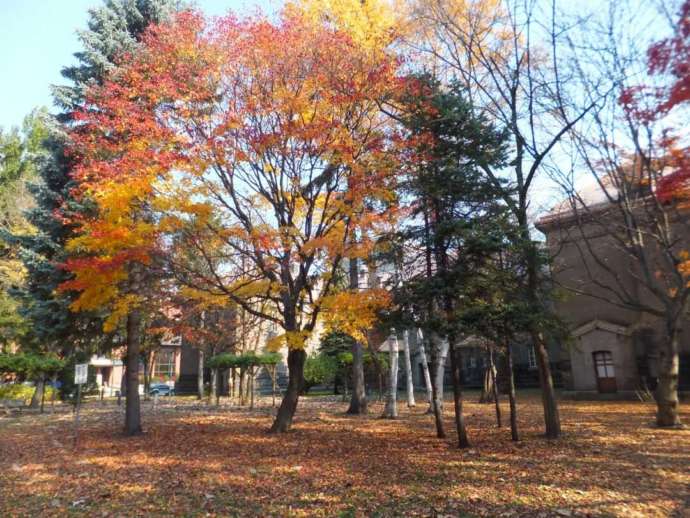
[319,331,356,358]
[0,352,65,377]
[303,354,338,393]
[336,351,388,370]
[5,0,184,357]
[383,74,514,338]
[57,350,98,400]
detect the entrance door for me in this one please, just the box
[593,351,617,393]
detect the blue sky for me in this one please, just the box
[0,0,279,131]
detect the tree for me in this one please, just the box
[401,329,416,407]
[64,7,401,433]
[35,0,186,436]
[0,110,48,347]
[381,331,400,418]
[346,257,368,414]
[457,245,533,442]
[302,353,338,393]
[409,0,600,438]
[386,75,510,447]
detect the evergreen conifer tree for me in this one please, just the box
[5,0,184,372]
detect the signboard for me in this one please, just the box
[74,363,88,385]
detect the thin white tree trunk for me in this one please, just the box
[433,335,449,411]
[402,329,415,407]
[383,331,399,418]
[417,329,433,411]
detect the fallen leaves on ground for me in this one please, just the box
[0,392,688,517]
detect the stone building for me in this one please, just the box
[536,180,690,395]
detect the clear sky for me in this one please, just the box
[0,0,280,131]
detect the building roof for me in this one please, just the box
[536,175,620,231]
[572,319,630,338]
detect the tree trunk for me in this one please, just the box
[655,323,682,427]
[430,333,448,438]
[522,229,561,438]
[270,348,306,433]
[383,332,399,418]
[244,367,251,403]
[125,309,143,436]
[479,364,493,403]
[239,368,245,406]
[143,352,152,401]
[417,329,434,413]
[120,365,127,404]
[40,375,46,413]
[250,366,255,410]
[232,367,238,403]
[489,347,502,428]
[50,373,57,412]
[211,367,219,406]
[348,340,367,414]
[506,341,519,441]
[347,256,368,414]
[533,332,560,438]
[449,340,470,448]
[197,348,205,400]
[30,376,45,409]
[402,329,416,407]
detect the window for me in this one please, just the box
[527,346,537,369]
[593,351,615,378]
[154,349,175,380]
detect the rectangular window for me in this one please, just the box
[154,349,175,380]
[593,351,615,378]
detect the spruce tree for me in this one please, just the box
[386,75,512,447]
[6,0,184,378]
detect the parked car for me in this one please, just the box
[149,383,175,396]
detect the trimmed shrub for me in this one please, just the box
[0,383,57,403]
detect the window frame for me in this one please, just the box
[592,350,615,379]
[154,348,176,380]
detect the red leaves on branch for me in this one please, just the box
[649,1,690,113]
[60,6,403,337]
[621,1,690,204]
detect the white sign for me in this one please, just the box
[74,363,88,385]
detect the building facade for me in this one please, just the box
[536,186,690,396]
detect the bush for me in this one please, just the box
[0,383,57,403]
[207,352,282,370]
[0,353,65,377]
[303,353,338,393]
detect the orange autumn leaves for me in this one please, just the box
[60,7,403,340]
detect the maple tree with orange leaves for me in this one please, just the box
[60,7,402,433]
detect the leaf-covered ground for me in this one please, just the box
[1,392,688,517]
